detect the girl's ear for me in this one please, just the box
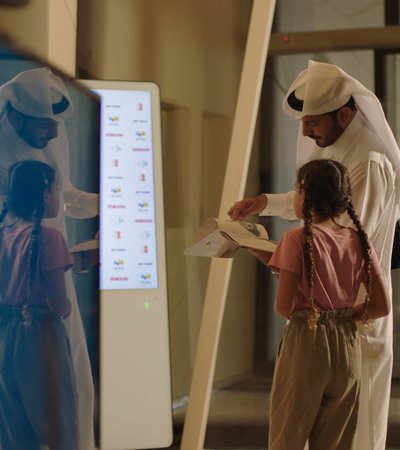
[299,189,305,207]
[43,188,50,206]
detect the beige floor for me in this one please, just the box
[173,375,400,449]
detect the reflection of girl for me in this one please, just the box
[0,161,79,450]
[258,160,390,450]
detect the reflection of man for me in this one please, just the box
[229,61,400,450]
[0,67,98,450]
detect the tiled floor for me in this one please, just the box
[172,375,400,449]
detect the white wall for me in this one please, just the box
[0,0,77,75]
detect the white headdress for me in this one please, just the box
[282,60,400,189]
[0,67,73,120]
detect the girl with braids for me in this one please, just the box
[257,159,389,450]
[0,160,79,450]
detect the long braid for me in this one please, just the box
[4,161,55,325]
[27,207,44,302]
[302,202,320,329]
[347,201,372,327]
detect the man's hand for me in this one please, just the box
[228,195,268,221]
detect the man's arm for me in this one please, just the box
[63,186,99,219]
[228,191,297,221]
[51,125,99,219]
[348,155,395,238]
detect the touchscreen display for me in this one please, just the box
[93,88,158,290]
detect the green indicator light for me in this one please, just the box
[144,301,151,309]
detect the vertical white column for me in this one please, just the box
[180,1,276,449]
[48,0,77,76]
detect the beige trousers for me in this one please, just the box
[268,309,361,450]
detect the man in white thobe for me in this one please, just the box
[229,60,400,450]
[0,67,98,450]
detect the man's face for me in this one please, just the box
[15,113,59,149]
[301,112,345,148]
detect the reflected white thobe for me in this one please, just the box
[0,115,98,450]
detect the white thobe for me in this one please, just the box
[0,115,98,450]
[261,112,400,450]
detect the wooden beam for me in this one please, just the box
[269,26,400,55]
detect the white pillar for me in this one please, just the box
[180,1,277,449]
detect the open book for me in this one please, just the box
[184,218,277,258]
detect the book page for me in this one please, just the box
[220,232,276,253]
[215,219,269,240]
[184,229,237,258]
[184,218,274,258]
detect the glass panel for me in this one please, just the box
[0,41,100,449]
